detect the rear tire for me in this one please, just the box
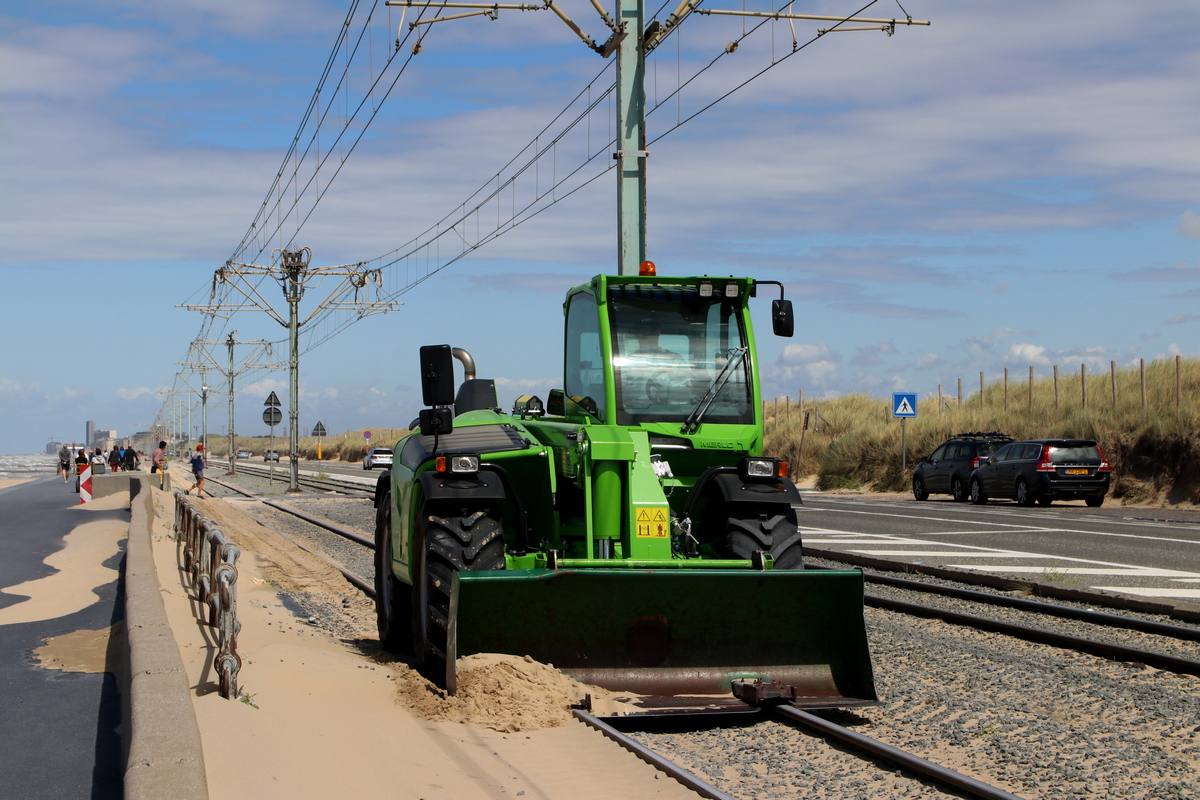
[1038,497,1053,507]
[1085,495,1104,508]
[414,502,505,683]
[374,489,413,654]
[1016,480,1035,507]
[723,505,804,569]
[912,476,929,501]
[951,476,967,503]
[970,479,988,505]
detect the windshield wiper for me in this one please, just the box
[681,347,747,435]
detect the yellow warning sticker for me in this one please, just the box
[635,506,670,538]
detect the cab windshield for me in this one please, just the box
[607,286,752,426]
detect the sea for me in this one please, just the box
[0,453,60,481]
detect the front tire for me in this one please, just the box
[970,479,988,505]
[913,476,929,501]
[414,502,505,683]
[723,505,804,569]
[374,488,413,654]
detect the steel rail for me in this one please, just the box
[207,475,376,548]
[230,462,375,498]
[868,592,1200,676]
[807,563,1200,642]
[772,706,1026,800]
[572,711,736,800]
[205,476,377,597]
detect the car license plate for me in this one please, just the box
[1066,468,1088,475]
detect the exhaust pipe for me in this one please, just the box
[451,347,476,382]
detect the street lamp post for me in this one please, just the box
[200,382,209,459]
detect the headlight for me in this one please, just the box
[745,458,775,477]
[436,454,480,474]
[739,456,784,481]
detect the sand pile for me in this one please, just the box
[393,653,622,732]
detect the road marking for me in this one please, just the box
[1086,587,1200,599]
[803,504,1200,546]
[948,566,1200,577]
[806,498,1200,532]
[854,551,1058,558]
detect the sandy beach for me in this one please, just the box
[148,485,696,799]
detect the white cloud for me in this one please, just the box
[914,353,943,370]
[779,342,837,365]
[1179,209,1200,240]
[1006,343,1052,366]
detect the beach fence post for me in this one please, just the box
[1140,358,1147,409]
[1004,368,1009,411]
[1028,366,1033,410]
[1054,365,1060,409]
[1110,360,1118,407]
[1081,363,1088,410]
[980,372,985,409]
[1177,355,1183,408]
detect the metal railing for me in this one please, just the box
[174,490,242,699]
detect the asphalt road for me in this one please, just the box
[798,492,1200,602]
[0,477,125,799]
[233,458,1200,601]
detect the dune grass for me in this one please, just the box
[764,357,1200,505]
[201,428,411,463]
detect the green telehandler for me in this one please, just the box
[374,271,876,712]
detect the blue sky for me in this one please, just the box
[2,1,1199,454]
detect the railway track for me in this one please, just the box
[221,462,374,497]
[192,475,1200,798]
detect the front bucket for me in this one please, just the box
[447,568,876,706]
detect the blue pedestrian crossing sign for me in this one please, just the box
[892,392,918,418]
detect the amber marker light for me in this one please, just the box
[639,260,657,276]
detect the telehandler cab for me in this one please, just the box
[374,272,876,711]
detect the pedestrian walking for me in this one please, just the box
[124,446,139,472]
[58,445,71,483]
[151,441,167,474]
[185,445,206,496]
[109,447,121,475]
[74,449,88,492]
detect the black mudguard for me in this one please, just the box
[416,470,508,503]
[708,470,803,507]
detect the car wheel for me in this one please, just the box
[951,476,967,503]
[970,479,988,505]
[913,476,929,501]
[1016,480,1035,507]
[1085,495,1104,508]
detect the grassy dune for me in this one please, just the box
[202,428,411,463]
[764,358,1200,505]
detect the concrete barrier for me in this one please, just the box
[93,471,171,498]
[122,476,207,800]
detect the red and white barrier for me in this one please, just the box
[79,464,92,504]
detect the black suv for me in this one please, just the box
[969,439,1111,507]
[913,432,1013,502]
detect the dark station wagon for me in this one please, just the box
[969,439,1111,507]
[912,432,1013,502]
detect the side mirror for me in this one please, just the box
[419,344,456,437]
[772,299,794,337]
[419,344,456,406]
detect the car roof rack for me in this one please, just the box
[952,431,1014,441]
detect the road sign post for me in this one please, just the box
[264,395,282,485]
[892,392,918,475]
[312,421,327,460]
